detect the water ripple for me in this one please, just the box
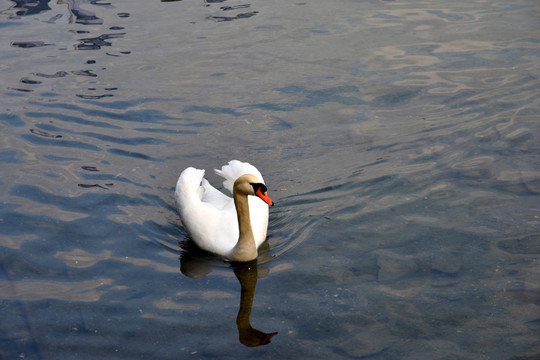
[25,111,122,129]
[21,133,101,151]
[35,123,168,146]
[106,148,169,162]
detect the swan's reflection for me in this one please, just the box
[232,261,278,346]
[180,243,278,347]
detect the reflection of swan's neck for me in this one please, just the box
[236,264,257,331]
[234,263,278,347]
[229,191,257,262]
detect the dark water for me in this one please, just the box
[1,0,539,358]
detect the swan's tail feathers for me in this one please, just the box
[176,167,205,201]
[214,160,264,194]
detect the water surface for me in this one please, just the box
[1,0,539,359]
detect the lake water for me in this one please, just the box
[1,0,539,358]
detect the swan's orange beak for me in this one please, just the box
[255,188,274,206]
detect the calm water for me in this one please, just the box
[1,0,539,358]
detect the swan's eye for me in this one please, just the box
[250,183,267,194]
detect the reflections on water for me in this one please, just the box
[3,0,129,100]
[0,0,539,358]
[181,252,278,347]
[232,262,278,347]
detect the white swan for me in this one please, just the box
[175,160,274,262]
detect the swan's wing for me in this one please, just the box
[175,167,238,255]
[175,167,230,207]
[214,160,265,194]
[175,167,205,205]
[200,178,231,209]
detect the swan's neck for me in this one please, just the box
[229,192,258,262]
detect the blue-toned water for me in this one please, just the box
[1,0,539,358]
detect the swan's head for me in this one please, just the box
[234,174,274,206]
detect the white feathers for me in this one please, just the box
[175,160,270,259]
[214,160,265,194]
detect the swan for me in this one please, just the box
[175,160,274,262]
